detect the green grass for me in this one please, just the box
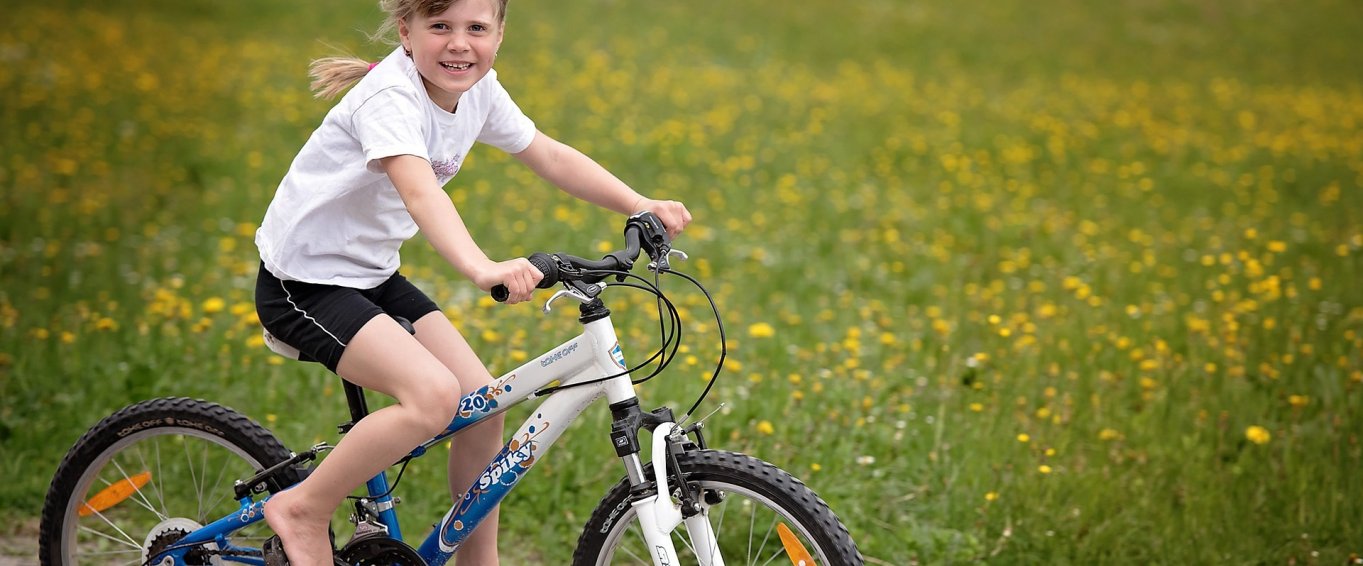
[3,0,1362,563]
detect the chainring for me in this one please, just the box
[142,517,220,565]
[335,534,424,565]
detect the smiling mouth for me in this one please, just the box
[440,62,472,71]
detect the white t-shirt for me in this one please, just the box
[256,47,536,288]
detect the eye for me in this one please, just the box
[469,24,487,33]
[430,22,451,31]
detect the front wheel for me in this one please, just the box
[40,397,299,565]
[574,449,863,565]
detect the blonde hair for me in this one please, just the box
[309,0,509,99]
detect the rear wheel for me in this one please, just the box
[574,449,863,565]
[40,397,299,565]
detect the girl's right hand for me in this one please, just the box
[472,258,544,304]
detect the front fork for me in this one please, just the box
[608,400,725,566]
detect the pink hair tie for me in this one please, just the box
[367,61,379,71]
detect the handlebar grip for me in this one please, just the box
[490,284,510,303]
[490,252,560,303]
[527,252,558,287]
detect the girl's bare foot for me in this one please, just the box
[263,488,334,566]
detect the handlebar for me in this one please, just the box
[490,211,670,302]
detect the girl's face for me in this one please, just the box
[399,0,503,112]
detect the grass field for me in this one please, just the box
[3,0,1362,563]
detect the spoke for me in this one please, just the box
[111,459,166,521]
[151,438,170,517]
[714,494,728,538]
[136,440,167,518]
[676,523,700,558]
[752,509,778,566]
[76,521,141,550]
[184,436,202,521]
[617,522,648,564]
[748,501,757,563]
[76,548,144,556]
[201,449,236,520]
[758,543,786,566]
[197,437,210,520]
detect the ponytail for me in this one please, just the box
[308,57,373,99]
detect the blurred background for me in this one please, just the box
[2,0,1361,562]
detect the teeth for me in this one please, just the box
[441,62,471,70]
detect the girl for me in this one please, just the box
[253,0,691,563]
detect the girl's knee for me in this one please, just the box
[405,371,462,434]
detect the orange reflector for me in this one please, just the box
[777,522,815,566]
[79,471,151,517]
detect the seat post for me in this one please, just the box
[339,315,411,433]
[340,380,370,433]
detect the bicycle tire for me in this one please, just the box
[573,449,863,565]
[39,397,300,565]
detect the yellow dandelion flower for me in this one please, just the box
[1098,428,1121,441]
[756,420,774,435]
[985,491,998,502]
[931,319,951,335]
[202,297,226,314]
[1267,241,1287,253]
[1288,395,1309,408]
[1016,433,1030,443]
[747,322,775,338]
[969,403,984,412]
[1245,425,1271,445]
[94,317,119,331]
[1038,465,1053,474]
[810,463,822,472]
[235,223,258,238]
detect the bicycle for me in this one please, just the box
[40,212,864,565]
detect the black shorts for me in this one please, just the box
[254,263,440,372]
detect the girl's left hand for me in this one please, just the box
[634,198,693,240]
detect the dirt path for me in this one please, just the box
[0,519,38,565]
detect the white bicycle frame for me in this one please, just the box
[396,296,723,565]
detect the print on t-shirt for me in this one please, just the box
[432,154,462,180]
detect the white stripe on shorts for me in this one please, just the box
[280,280,348,347]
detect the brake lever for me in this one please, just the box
[543,282,605,313]
[648,248,688,272]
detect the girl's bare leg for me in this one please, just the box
[412,311,504,566]
[265,315,463,566]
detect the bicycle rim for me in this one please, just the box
[595,481,832,565]
[57,427,276,564]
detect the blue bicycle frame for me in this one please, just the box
[164,308,645,565]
